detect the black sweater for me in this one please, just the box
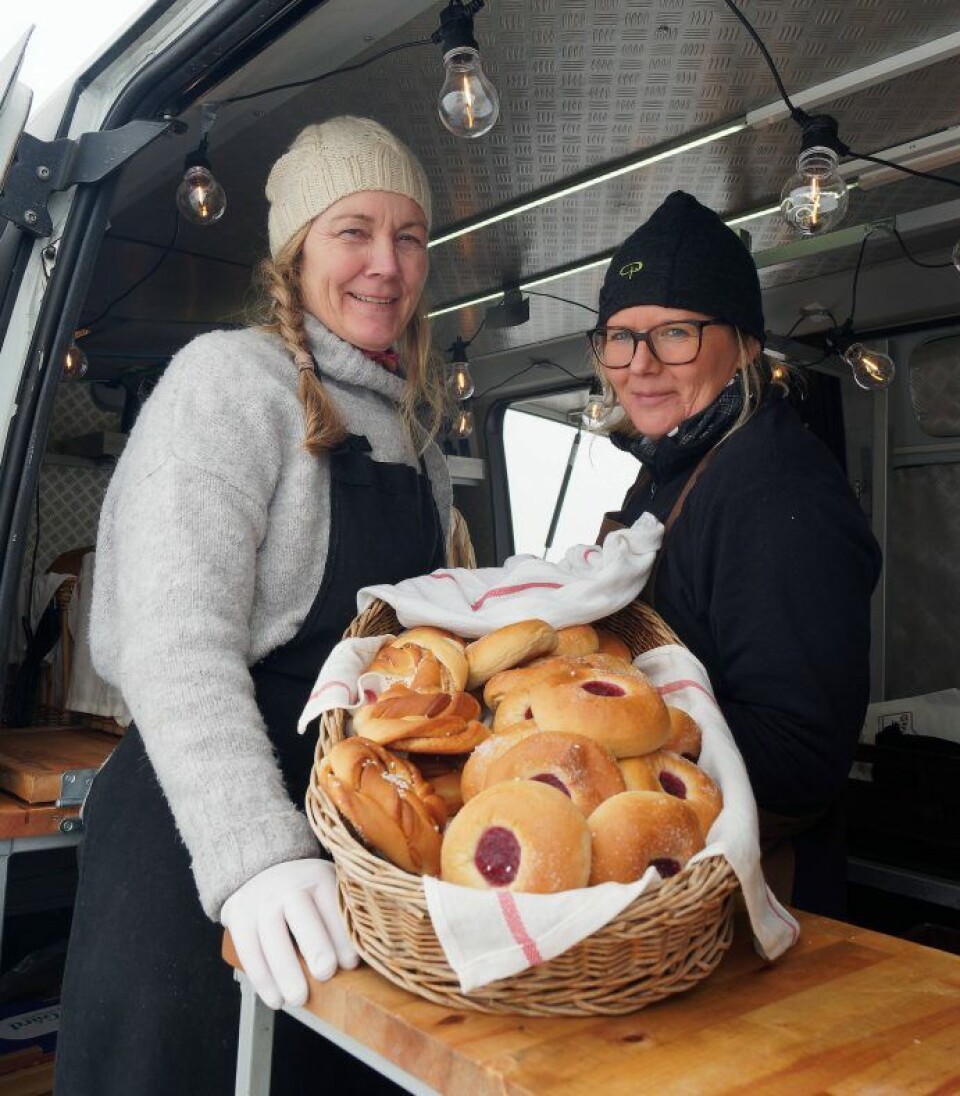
[616,396,882,817]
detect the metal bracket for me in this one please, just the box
[59,816,84,835]
[56,767,96,808]
[0,118,171,238]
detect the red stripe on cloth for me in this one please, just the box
[657,678,718,706]
[427,572,457,581]
[496,892,543,966]
[582,547,599,563]
[471,581,564,611]
[308,679,353,702]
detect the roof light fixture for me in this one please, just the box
[433,1,499,139]
[176,104,226,226]
[780,114,850,236]
[447,336,476,400]
[581,378,606,432]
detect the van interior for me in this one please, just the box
[0,0,959,1064]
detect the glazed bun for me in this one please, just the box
[318,737,446,875]
[464,620,558,690]
[663,706,702,761]
[389,627,469,692]
[551,624,600,659]
[352,685,488,754]
[525,670,670,758]
[441,780,591,892]
[483,656,583,712]
[594,629,633,662]
[588,790,704,884]
[483,731,626,816]
[619,749,722,839]
[460,725,542,802]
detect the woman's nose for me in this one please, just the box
[367,235,401,276]
[628,338,660,373]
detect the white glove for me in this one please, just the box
[221,858,359,1010]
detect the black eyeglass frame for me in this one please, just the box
[586,319,729,368]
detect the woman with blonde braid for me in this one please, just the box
[56,117,448,1095]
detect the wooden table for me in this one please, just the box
[224,908,960,1094]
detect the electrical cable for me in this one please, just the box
[82,211,181,329]
[472,358,585,403]
[523,290,599,314]
[720,0,804,123]
[887,224,955,269]
[844,150,960,191]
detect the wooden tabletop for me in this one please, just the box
[223,907,960,1093]
[0,790,79,839]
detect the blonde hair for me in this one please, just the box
[595,328,792,444]
[256,226,447,455]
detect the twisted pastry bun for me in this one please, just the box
[441,780,591,892]
[464,620,558,690]
[365,642,448,693]
[619,749,722,839]
[460,724,542,802]
[526,669,670,758]
[318,737,446,875]
[352,685,488,754]
[483,731,626,817]
[663,706,702,761]
[588,790,704,884]
[389,626,469,692]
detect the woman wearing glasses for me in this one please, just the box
[592,191,881,916]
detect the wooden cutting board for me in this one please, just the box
[0,727,118,804]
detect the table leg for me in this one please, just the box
[234,972,274,1096]
[0,840,11,964]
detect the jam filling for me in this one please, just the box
[532,772,571,797]
[658,771,687,798]
[524,707,533,720]
[475,826,521,886]
[651,858,681,877]
[581,680,626,698]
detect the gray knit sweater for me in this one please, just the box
[89,316,452,917]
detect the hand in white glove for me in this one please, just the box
[220,858,359,1010]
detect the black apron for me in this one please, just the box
[54,434,443,1096]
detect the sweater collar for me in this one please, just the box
[303,314,406,401]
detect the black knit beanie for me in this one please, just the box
[598,191,765,344]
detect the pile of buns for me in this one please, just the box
[317,618,722,893]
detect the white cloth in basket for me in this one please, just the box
[297,527,800,992]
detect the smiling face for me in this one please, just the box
[603,305,755,440]
[299,191,429,352]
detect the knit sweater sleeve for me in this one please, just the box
[96,347,320,918]
[694,472,879,816]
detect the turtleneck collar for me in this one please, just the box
[302,314,407,401]
[611,379,745,483]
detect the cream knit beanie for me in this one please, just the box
[265,116,432,257]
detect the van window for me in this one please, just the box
[502,403,638,561]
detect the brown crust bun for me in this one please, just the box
[390,627,469,692]
[428,768,465,817]
[526,670,670,758]
[552,624,600,659]
[587,790,704,884]
[352,685,481,747]
[663,706,702,761]
[460,725,542,802]
[484,731,626,816]
[464,620,558,691]
[594,629,633,662]
[483,656,584,712]
[620,750,722,840]
[365,643,446,693]
[441,780,591,892]
[318,737,446,875]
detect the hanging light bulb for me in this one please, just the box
[844,342,896,390]
[952,238,960,273]
[451,405,474,439]
[434,1,499,138]
[581,379,606,431]
[63,328,90,381]
[447,336,475,400]
[780,115,849,236]
[63,342,89,380]
[176,103,226,225]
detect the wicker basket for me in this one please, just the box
[306,598,740,1016]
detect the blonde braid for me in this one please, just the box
[257,227,347,454]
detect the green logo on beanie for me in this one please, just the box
[619,261,644,279]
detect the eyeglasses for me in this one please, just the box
[586,319,728,369]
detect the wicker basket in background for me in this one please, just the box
[306,597,740,1016]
